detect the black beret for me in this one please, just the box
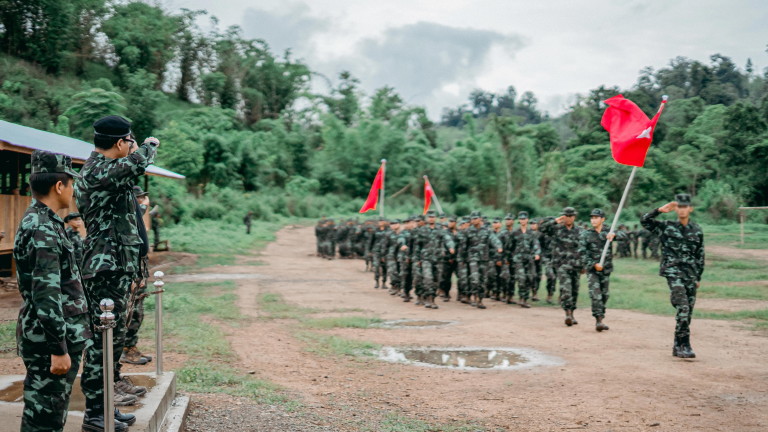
[93,115,132,138]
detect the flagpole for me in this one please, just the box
[423,175,444,214]
[598,95,668,267]
[380,159,386,218]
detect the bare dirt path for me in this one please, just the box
[707,244,768,264]
[227,226,768,432]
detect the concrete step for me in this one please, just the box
[0,372,182,432]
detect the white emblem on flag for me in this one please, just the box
[636,127,652,139]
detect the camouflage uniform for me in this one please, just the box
[372,224,390,288]
[409,223,424,301]
[455,221,470,300]
[14,152,92,432]
[538,228,557,298]
[124,200,150,354]
[439,222,459,299]
[75,137,158,417]
[397,224,415,299]
[540,216,582,312]
[579,227,623,319]
[415,224,455,301]
[383,223,401,291]
[65,227,84,266]
[467,221,502,302]
[641,207,705,342]
[507,226,541,302]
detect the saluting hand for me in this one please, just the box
[144,137,161,147]
[50,353,71,375]
[555,216,566,224]
[659,202,677,213]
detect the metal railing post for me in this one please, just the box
[99,298,116,432]
[153,271,165,376]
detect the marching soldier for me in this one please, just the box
[507,212,541,308]
[372,218,390,289]
[439,216,459,301]
[384,219,402,295]
[414,210,455,309]
[467,212,502,309]
[540,207,583,326]
[578,209,620,332]
[455,217,471,304]
[397,217,417,302]
[641,194,705,358]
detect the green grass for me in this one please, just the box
[301,316,383,329]
[373,413,484,432]
[701,223,768,249]
[163,219,279,255]
[0,322,15,356]
[258,292,319,320]
[294,331,380,358]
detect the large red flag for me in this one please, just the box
[423,177,436,214]
[601,95,666,167]
[359,165,384,213]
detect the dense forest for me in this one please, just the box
[1,1,767,224]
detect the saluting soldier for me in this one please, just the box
[14,151,97,432]
[641,194,705,358]
[540,207,583,326]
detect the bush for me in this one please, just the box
[189,201,226,220]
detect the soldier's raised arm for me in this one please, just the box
[88,138,159,190]
[641,202,675,233]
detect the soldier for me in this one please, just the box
[500,214,516,304]
[638,226,651,259]
[579,209,619,332]
[641,194,705,359]
[529,218,543,301]
[410,215,426,305]
[397,217,416,302]
[540,207,583,326]
[13,151,103,431]
[536,216,557,304]
[315,218,325,257]
[467,212,502,309]
[507,212,541,308]
[122,185,153,366]
[455,217,471,304]
[64,212,84,266]
[372,218,390,289]
[243,211,253,234]
[438,216,459,301]
[630,224,640,258]
[325,219,337,259]
[76,115,156,430]
[486,217,505,301]
[648,229,661,259]
[414,210,455,309]
[364,220,376,271]
[384,219,402,295]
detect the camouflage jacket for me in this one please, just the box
[539,217,582,270]
[507,228,542,263]
[579,228,626,274]
[416,225,455,262]
[66,227,84,266]
[467,226,502,261]
[383,229,401,260]
[641,209,705,280]
[455,229,470,263]
[396,229,413,263]
[13,200,93,355]
[372,227,390,256]
[75,143,157,278]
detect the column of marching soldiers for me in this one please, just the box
[316,209,661,324]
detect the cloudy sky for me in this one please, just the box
[164,0,768,118]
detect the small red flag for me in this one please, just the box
[601,95,666,167]
[423,178,436,214]
[359,165,384,213]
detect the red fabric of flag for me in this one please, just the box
[601,94,665,167]
[359,165,384,213]
[423,178,436,214]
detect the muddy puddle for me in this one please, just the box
[378,347,564,370]
[379,319,457,328]
[0,374,157,413]
[164,273,266,283]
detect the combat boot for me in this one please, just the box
[679,335,696,358]
[82,416,129,432]
[545,294,553,304]
[564,311,573,327]
[115,409,136,426]
[672,336,685,357]
[430,296,439,309]
[374,280,379,289]
[571,312,578,325]
[121,346,150,365]
[519,300,531,309]
[477,297,486,309]
[115,375,147,397]
[595,317,609,332]
[415,295,424,306]
[113,389,137,406]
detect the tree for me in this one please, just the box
[63,88,127,139]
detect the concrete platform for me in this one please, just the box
[0,372,181,432]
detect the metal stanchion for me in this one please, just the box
[153,271,165,376]
[99,298,116,432]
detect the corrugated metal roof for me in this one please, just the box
[0,119,185,179]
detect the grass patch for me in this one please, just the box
[294,331,380,358]
[701,223,768,249]
[301,316,383,329]
[259,292,318,320]
[163,220,279,255]
[373,413,483,432]
[0,322,15,356]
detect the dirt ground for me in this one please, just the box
[221,226,768,432]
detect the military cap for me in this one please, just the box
[379,217,388,222]
[426,210,437,217]
[517,211,529,220]
[561,207,577,216]
[504,213,514,220]
[409,214,420,221]
[675,193,692,206]
[93,115,132,138]
[530,218,540,224]
[390,218,401,224]
[31,150,80,178]
[470,211,481,219]
[482,216,489,222]
[438,212,446,218]
[460,217,471,224]
[64,212,82,223]
[492,217,501,223]
[132,185,148,197]
[590,208,605,217]
[448,216,457,222]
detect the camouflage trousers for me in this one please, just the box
[411,261,424,297]
[19,348,83,432]
[387,258,400,289]
[456,262,469,297]
[485,262,507,297]
[338,240,353,257]
[373,255,387,284]
[557,267,580,311]
[468,260,487,297]
[440,260,457,296]
[514,259,538,301]
[82,271,133,415]
[665,273,698,338]
[399,258,412,295]
[533,259,542,296]
[421,260,440,297]
[125,277,147,348]
[587,271,610,318]
[542,256,557,296]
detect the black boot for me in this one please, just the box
[672,336,685,357]
[115,409,136,426]
[680,335,696,358]
[82,413,129,432]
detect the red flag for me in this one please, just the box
[359,165,384,213]
[601,95,667,167]
[423,177,436,214]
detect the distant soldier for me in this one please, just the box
[500,214,516,304]
[243,211,253,234]
[641,194,705,359]
[507,211,541,308]
[410,216,426,305]
[467,212,502,309]
[64,212,84,265]
[455,217,471,303]
[384,219,402,295]
[529,218,543,301]
[540,207,583,326]
[579,209,620,332]
[415,210,455,309]
[648,229,661,259]
[638,226,651,259]
[372,218,390,289]
[324,219,337,259]
[14,151,95,431]
[397,217,416,302]
[439,216,459,301]
[630,224,640,258]
[364,220,376,271]
[315,218,325,257]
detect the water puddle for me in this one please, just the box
[164,273,266,283]
[0,374,157,413]
[378,347,563,370]
[379,319,457,328]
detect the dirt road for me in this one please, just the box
[221,226,768,431]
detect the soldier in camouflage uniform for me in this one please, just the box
[64,212,84,266]
[410,216,426,304]
[315,218,325,257]
[540,207,583,326]
[412,211,455,309]
[537,217,557,304]
[363,220,376,271]
[13,151,101,432]
[438,216,459,301]
[648,229,661,259]
[122,185,152,366]
[630,224,640,258]
[500,214,516,304]
[455,217,471,304]
[467,212,502,309]
[384,219,402,295]
[529,218,543,301]
[641,194,705,359]
[371,218,390,289]
[638,226,651,259]
[578,209,621,332]
[485,217,506,301]
[76,116,156,430]
[397,217,416,301]
[507,212,541,308]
